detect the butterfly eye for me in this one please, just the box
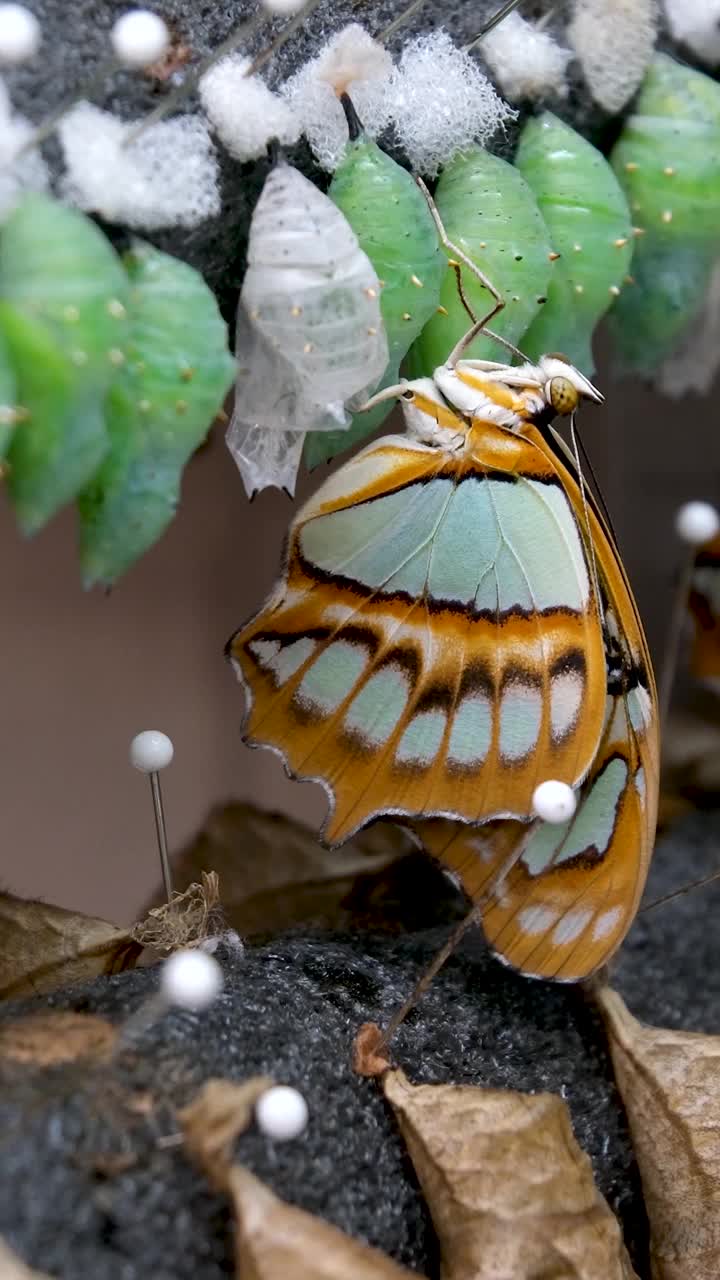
[401,388,415,401]
[548,376,579,415]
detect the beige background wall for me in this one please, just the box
[2,354,716,925]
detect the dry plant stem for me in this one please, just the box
[377,0,428,41]
[374,907,480,1055]
[19,57,118,152]
[658,552,694,728]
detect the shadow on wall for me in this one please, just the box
[2,348,717,922]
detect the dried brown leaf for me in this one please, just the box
[227,1165,418,1279]
[132,871,225,954]
[353,1021,392,1078]
[0,891,141,1000]
[0,1012,116,1065]
[143,801,411,938]
[0,1239,53,1278]
[179,1077,273,1171]
[598,985,720,1279]
[383,1068,637,1280]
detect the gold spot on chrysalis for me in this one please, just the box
[175,400,188,414]
[609,285,621,296]
[624,275,635,285]
[107,299,126,319]
[625,161,638,172]
[436,305,448,316]
[573,243,582,253]
[364,287,377,300]
[71,350,88,366]
[402,312,412,321]
[661,210,673,223]
[108,348,125,366]
[663,166,675,176]
[367,327,377,336]
[574,284,584,295]
[180,367,194,382]
[303,342,314,354]
[410,274,424,288]
[290,305,302,317]
[613,237,628,248]
[138,398,152,412]
[548,251,561,261]
[632,226,645,237]
[63,305,80,323]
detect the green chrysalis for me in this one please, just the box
[408,146,554,376]
[304,100,444,468]
[0,324,18,461]
[514,113,634,375]
[0,194,128,533]
[608,54,720,374]
[78,244,235,588]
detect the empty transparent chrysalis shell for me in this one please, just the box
[608,54,720,375]
[408,145,554,376]
[241,159,387,406]
[515,112,634,376]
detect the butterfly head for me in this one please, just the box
[536,355,604,416]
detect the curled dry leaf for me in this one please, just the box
[0,1011,116,1066]
[598,985,720,1280]
[0,1239,53,1278]
[0,892,141,999]
[132,871,225,954]
[353,1021,392,1079]
[383,1068,637,1280]
[179,1076,274,1172]
[227,1165,417,1279]
[142,801,411,938]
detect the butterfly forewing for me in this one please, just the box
[229,416,607,846]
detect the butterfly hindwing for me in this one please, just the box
[229,420,608,846]
[416,424,659,980]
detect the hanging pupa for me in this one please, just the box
[78,244,235,587]
[407,145,554,377]
[514,112,634,375]
[608,54,720,375]
[0,194,128,534]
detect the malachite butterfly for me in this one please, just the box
[407,145,554,376]
[608,53,720,375]
[78,244,235,588]
[688,533,720,693]
[227,157,387,498]
[514,112,634,376]
[304,95,444,469]
[0,193,129,534]
[227,308,659,981]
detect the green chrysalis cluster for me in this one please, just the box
[1,194,235,585]
[303,115,444,469]
[608,54,720,375]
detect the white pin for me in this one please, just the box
[532,779,577,824]
[660,501,720,724]
[117,947,224,1049]
[111,10,170,68]
[130,729,175,904]
[0,3,40,65]
[255,1085,309,1140]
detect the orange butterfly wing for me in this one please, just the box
[416,423,659,980]
[229,421,607,846]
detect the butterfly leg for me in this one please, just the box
[415,175,505,366]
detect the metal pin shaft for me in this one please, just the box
[149,770,173,904]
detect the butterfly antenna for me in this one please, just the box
[125,0,324,146]
[642,868,720,915]
[572,416,620,548]
[415,176,505,367]
[570,412,602,624]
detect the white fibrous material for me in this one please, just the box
[0,79,49,217]
[568,0,657,114]
[658,260,720,398]
[59,103,220,230]
[663,0,720,66]
[387,32,516,177]
[280,24,393,172]
[227,162,387,495]
[480,12,572,102]
[199,54,300,161]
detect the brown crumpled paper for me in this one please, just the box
[598,985,720,1280]
[179,1077,273,1167]
[383,1068,637,1280]
[0,892,141,999]
[0,1011,116,1066]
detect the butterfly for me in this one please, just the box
[227,346,659,982]
[689,532,720,693]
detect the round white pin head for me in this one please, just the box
[532,779,577,824]
[161,949,223,1010]
[111,9,170,68]
[675,500,720,547]
[0,4,40,64]
[129,730,174,773]
[255,1085,309,1141]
